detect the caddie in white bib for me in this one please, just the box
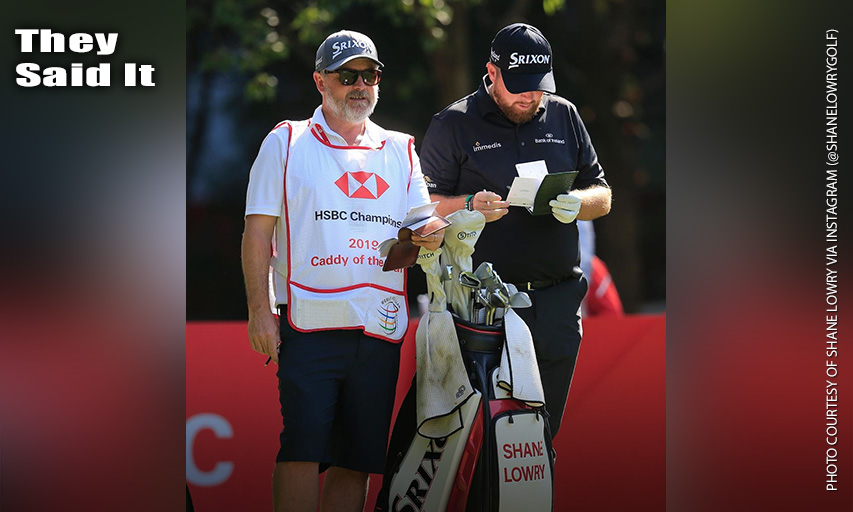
[283,114,420,341]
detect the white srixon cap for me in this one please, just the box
[315,30,383,72]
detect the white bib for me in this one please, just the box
[278,121,416,341]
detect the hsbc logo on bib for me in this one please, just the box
[335,171,389,199]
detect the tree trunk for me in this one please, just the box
[430,1,473,109]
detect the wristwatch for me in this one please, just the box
[465,194,475,211]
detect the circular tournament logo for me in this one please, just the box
[378,297,401,335]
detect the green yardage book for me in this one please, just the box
[508,171,579,215]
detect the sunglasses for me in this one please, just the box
[325,68,382,86]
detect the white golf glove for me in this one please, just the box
[550,193,582,224]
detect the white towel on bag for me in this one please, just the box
[496,308,546,407]
[416,246,446,312]
[415,310,475,438]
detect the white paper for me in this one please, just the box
[378,202,444,257]
[506,177,541,207]
[378,238,398,258]
[509,161,549,208]
[515,160,548,179]
[400,201,439,227]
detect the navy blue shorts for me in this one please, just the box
[275,310,401,474]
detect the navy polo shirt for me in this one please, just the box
[420,76,607,283]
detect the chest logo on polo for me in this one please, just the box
[334,171,390,199]
[473,141,502,152]
[534,133,565,145]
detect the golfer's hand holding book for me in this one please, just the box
[549,193,581,224]
[506,160,578,216]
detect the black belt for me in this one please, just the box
[513,277,571,292]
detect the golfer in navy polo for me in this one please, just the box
[420,23,612,438]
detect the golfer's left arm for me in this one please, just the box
[550,185,611,224]
[575,185,611,220]
[560,103,611,222]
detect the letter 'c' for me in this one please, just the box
[186,413,235,486]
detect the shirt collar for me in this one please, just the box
[310,106,385,148]
[474,75,501,118]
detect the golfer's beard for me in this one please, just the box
[494,92,540,124]
[329,88,379,124]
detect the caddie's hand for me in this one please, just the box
[550,193,582,224]
[248,308,280,365]
[473,191,509,222]
[411,230,444,251]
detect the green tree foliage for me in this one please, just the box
[188,0,567,102]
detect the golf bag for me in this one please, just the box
[375,315,555,512]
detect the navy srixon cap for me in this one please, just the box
[315,30,383,72]
[489,23,556,94]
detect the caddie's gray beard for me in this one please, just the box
[328,87,379,124]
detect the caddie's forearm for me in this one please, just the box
[576,186,612,221]
[241,226,274,315]
[429,193,468,216]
